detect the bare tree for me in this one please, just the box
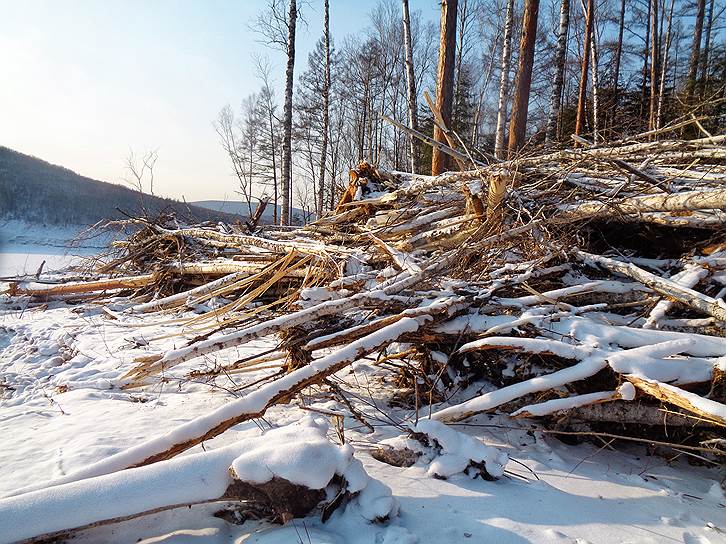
[545,0,570,145]
[215,94,272,216]
[574,0,594,139]
[402,0,419,173]
[611,0,626,125]
[494,0,515,159]
[432,0,458,175]
[656,0,676,130]
[254,0,298,225]
[589,14,600,142]
[698,0,715,95]
[507,0,540,156]
[317,0,331,216]
[685,0,706,101]
[254,57,281,223]
[123,149,158,202]
[648,0,660,130]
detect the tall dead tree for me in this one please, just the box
[494,0,515,159]
[648,0,660,131]
[611,0,626,126]
[656,0,676,130]
[282,0,298,224]
[685,0,706,102]
[638,0,651,117]
[589,22,600,141]
[698,0,714,96]
[402,0,419,173]
[431,0,458,175]
[574,0,594,139]
[317,0,331,216]
[545,0,570,145]
[507,0,540,156]
[255,0,299,225]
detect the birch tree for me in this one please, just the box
[402,0,419,173]
[494,0,515,159]
[255,0,298,225]
[545,0,570,144]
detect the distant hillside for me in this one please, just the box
[0,146,242,226]
[194,200,313,225]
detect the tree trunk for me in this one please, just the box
[402,0,419,173]
[432,0,458,175]
[545,0,570,145]
[589,18,600,142]
[317,0,331,216]
[269,109,278,224]
[639,0,651,118]
[574,0,594,140]
[507,0,540,156]
[611,0,626,127]
[685,0,706,102]
[656,0,675,130]
[494,0,515,160]
[280,0,297,226]
[698,0,715,96]
[648,0,660,131]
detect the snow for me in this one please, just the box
[512,391,618,417]
[1,273,725,543]
[413,419,508,479]
[0,417,396,543]
[0,220,108,278]
[643,264,709,328]
[229,418,355,490]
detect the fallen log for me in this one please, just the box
[626,375,726,427]
[0,418,395,544]
[11,298,464,495]
[6,274,156,297]
[561,188,726,220]
[578,251,726,321]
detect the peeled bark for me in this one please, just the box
[494,0,515,159]
[281,0,298,225]
[402,0,419,173]
[545,0,570,145]
[431,0,458,175]
[574,0,594,140]
[507,0,540,156]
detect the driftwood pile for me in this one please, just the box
[5,132,726,471]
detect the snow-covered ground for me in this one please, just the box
[1,296,724,543]
[0,220,105,277]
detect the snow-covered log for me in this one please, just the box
[578,251,726,321]
[0,418,396,544]
[12,298,464,495]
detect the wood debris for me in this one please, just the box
[4,135,726,486]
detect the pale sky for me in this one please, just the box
[1,0,438,203]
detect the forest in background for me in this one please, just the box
[219,0,724,224]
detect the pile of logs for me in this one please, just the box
[5,133,726,467]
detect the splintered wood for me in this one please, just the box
[4,135,726,464]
